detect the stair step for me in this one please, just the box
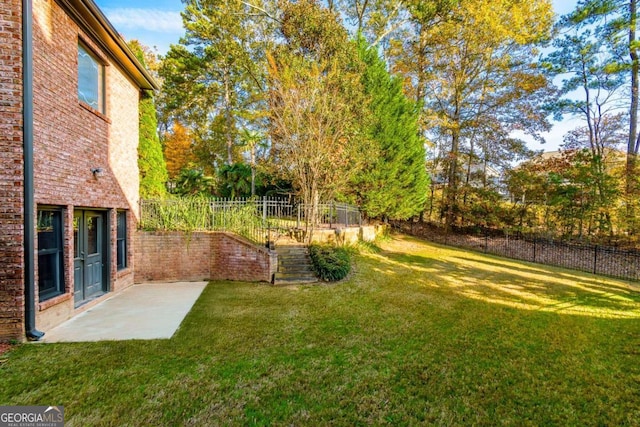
[276,271,317,279]
[273,241,317,285]
[279,259,312,264]
[276,250,309,256]
[274,276,318,285]
[277,266,315,276]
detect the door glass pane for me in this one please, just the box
[87,216,98,255]
[73,215,80,258]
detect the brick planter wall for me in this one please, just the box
[309,225,386,245]
[134,231,277,284]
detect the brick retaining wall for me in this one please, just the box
[134,231,277,284]
[309,225,386,245]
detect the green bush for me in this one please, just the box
[309,244,351,282]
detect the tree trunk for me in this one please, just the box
[445,129,460,231]
[250,143,256,197]
[628,0,639,233]
[224,69,234,165]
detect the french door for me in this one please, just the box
[73,210,106,306]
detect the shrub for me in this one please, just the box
[309,244,351,282]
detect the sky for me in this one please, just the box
[94,0,581,152]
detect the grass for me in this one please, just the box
[2,233,640,425]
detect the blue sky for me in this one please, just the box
[94,0,184,54]
[94,0,580,151]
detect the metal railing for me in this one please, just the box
[139,197,363,246]
[391,220,640,282]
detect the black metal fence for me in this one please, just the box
[139,197,363,245]
[391,221,640,282]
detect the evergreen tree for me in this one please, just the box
[354,40,429,220]
[129,41,169,198]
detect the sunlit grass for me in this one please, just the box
[1,233,639,425]
[376,235,640,319]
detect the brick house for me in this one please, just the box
[0,0,157,341]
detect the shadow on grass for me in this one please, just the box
[368,235,640,319]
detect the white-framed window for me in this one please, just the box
[78,43,105,113]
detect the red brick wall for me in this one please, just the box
[32,0,138,210]
[29,0,139,330]
[134,232,277,283]
[0,0,25,341]
[210,233,277,282]
[134,232,212,282]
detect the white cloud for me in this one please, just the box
[103,8,183,33]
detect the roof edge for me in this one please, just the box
[56,0,160,91]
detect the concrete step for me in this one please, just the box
[274,275,318,286]
[274,241,317,284]
[275,270,317,279]
[279,258,308,263]
[276,248,309,256]
[278,265,314,274]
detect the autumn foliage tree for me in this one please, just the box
[163,122,195,179]
[266,0,368,235]
[391,0,554,229]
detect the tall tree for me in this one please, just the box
[391,0,553,229]
[129,41,169,198]
[267,0,368,236]
[564,0,639,231]
[354,40,429,220]
[543,23,628,230]
[159,0,273,168]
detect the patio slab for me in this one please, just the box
[42,282,208,343]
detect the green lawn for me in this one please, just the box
[2,234,640,426]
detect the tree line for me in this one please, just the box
[134,0,640,244]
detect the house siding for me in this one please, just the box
[0,0,25,341]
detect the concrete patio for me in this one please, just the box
[41,282,208,343]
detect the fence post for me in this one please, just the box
[345,204,349,228]
[297,204,301,229]
[533,237,536,263]
[484,229,488,253]
[263,196,267,225]
[329,202,333,228]
[593,245,598,275]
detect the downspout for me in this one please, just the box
[23,0,44,341]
